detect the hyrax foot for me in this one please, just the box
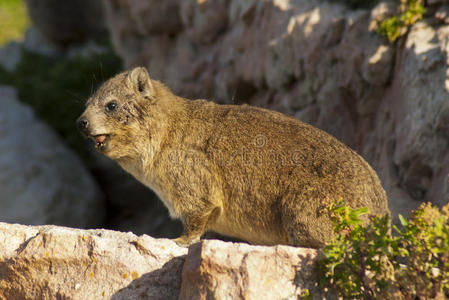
[173,235,201,247]
[174,207,221,247]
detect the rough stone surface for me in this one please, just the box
[102,0,449,221]
[0,222,187,300]
[0,223,322,300]
[180,240,323,300]
[388,21,449,210]
[0,86,104,228]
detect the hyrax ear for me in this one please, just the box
[127,67,154,100]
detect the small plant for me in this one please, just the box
[318,199,449,299]
[378,0,426,43]
[395,203,449,298]
[300,288,312,300]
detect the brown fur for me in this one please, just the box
[77,67,390,248]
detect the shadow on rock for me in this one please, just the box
[111,256,186,300]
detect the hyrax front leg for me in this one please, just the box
[168,155,223,247]
[174,207,221,247]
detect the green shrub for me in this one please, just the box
[318,199,449,299]
[396,203,449,298]
[378,0,426,43]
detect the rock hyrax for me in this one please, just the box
[77,67,390,248]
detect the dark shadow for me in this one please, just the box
[111,256,186,300]
[232,79,258,104]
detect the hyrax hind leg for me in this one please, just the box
[280,192,334,249]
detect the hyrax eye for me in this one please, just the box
[105,100,118,112]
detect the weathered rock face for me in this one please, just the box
[102,0,449,219]
[375,20,449,217]
[0,223,322,300]
[0,86,104,228]
[180,240,319,299]
[0,223,187,300]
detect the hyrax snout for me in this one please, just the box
[77,67,390,248]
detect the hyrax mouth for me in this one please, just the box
[92,134,109,150]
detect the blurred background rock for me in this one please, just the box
[25,0,104,45]
[0,0,447,237]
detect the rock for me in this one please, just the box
[266,31,296,90]
[405,22,444,72]
[66,41,109,59]
[428,0,449,6]
[180,240,322,299]
[128,0,182,35]
[0,222,187,300]
[0,222,322,299]
[25,0,105,45]
[387,187,422,221]
[436,98,449,137]
[0,86,104,228]
[369,1,398,32]
[229,0,258,24]
[392,21,449,205]
[180,0,230,44]
[0,42,22,71]
[362,43,394,86]
[23,27,60,56]
[435,5,449,24]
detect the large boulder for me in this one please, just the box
[0,222,322,299]
[0,86,104,228]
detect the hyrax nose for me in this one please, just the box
[76,117,89,132]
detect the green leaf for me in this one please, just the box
[392,224,402,234]
[399,214,408,227]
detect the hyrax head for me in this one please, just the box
[77,67,155,159]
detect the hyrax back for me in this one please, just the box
[77,67,390,248]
